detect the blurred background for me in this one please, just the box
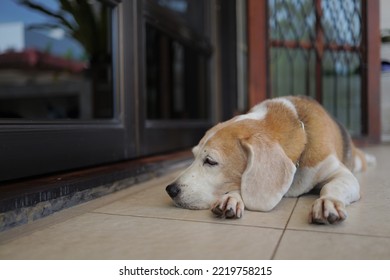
[0,0,387,182]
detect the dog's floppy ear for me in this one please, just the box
[240,136,296,211]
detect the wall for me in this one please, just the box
[381,0,390,141]
[381,0,390,30]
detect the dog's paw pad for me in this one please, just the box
[309,197,347,225]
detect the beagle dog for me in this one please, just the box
[166,96,375,224]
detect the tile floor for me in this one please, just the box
[0,145,389,260]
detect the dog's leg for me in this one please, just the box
[309,166,360,224]
[211,190,245,219]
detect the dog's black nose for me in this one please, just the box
[166,183,180,198]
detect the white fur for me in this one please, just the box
[365,153,377,166]
[353,156,363,173]
[234,103,267,122]
[170,149,227,210]
[352,152,376,173]
[286,154,360,202]
[286,154,360,224]
[241,141,296,211]
[310,164,361,224]
[286,155,341,197]
[270,97,298,117]
[234,97,297,122]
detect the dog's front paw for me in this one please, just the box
[309,197,347,224]
[211,192,244,219]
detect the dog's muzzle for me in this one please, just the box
[166,183,180,198]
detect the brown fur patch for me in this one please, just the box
[286,96,348,168]
[260,101,307,164]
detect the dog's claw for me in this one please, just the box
[211,206,224,217]
[309,197,347,225]
[211,192,244,219]
[327,213,338,224]
[225,208,235,218]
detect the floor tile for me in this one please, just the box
[93,176,297,229]
[0,171,182,244]
[287,146,390,237]
[1,145,388,260]
[0,212,283,260]
[274,230,390,259]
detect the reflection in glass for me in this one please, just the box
[0,0,114,120]
[146,23,208,120]
[150,0,205,34]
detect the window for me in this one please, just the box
[0,0,126,182]
[0,0,217,182]
[145,23,209,120]
[139,0,214,155]
[0,0,115,120]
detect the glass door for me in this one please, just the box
[0,0,134,182]
[138,0,214,155]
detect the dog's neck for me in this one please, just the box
[262,110,308,166]
[295,121,306,168]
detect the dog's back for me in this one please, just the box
[286,96,374,173]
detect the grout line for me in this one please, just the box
[283,227,390,240]
[92,207,390,241]
[270,198,299,260]
[268,198,390,260]
[91,211,287,231]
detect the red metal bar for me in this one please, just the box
[247,0,268,106]
[361,0,381,143]
[270,40,314,50]
[315,0,324,103]
[325,43,361,53]
[270,40,361,53]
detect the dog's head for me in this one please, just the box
[166,115,297,211]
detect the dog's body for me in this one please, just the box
[166,96,375,224]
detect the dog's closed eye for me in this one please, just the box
[203,156,218,167]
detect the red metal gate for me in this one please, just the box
[248,0,380,143]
